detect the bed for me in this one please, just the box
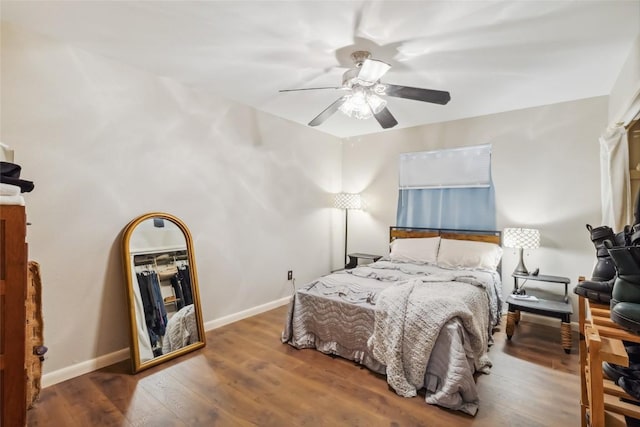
[281,227,503,416]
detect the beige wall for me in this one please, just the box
[609,34,640,124]
[341,97,608,313]
[0,24,342,383]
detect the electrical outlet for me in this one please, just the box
[287,270,293,280]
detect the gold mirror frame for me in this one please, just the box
[122,212,206,373]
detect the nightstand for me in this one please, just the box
[345,253,382,269]
[506,272,573,353]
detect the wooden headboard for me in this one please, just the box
[389,226,501,245]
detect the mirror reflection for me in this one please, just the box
[122,213,205,373]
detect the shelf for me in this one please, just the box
[605,393,640,419]
[603,378,640,403]
[512,272,570,284]
[604,411,628,427]
[581,296,640,426]
[591,305,612,317]
[594,323,640,344]
[512,273,570,303]
[600,336,629,366]
[593,315,618,329]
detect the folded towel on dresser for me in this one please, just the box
[0,183,20,196]
[0,195,25,205]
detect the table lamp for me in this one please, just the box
[503,227,540,275]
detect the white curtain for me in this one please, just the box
[600,125,632,231]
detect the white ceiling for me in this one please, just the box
[2,1,639,138]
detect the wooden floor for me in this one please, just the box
[27,306,580,426]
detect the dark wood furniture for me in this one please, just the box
[344,253,382,269]
[1,205,28,426]
[506,272,573,353]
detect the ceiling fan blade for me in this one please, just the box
[372,107,398,129]
[381,84,451,105]
[358,59,391,83]
[308,96,349,127]
[279,87,343,92]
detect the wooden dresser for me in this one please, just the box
[1,205,28,427]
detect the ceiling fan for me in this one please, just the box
[279,51,451,129]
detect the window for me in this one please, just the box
[396,144,495,230]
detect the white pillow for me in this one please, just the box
[437,238,503,271]
[389,237,441,265]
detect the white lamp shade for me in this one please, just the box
[358,59,391,83]
[503,228,540,249]
[334,193,362,210]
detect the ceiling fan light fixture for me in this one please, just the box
[373,83,387,95]
[281,50,449,129]
[338,86,386,120]
[366,92,387,114]
[339,94,371,120]
[342,68,359,87]
[350,50,372,67]
[357,59,391,84]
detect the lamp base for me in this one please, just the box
[513,266,529,276]
[512,248,529,276]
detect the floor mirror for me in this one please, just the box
[121,212,206,373]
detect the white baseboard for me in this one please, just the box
[203,295,291,330]
[41,295,292,388]
[42,348,130,388]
